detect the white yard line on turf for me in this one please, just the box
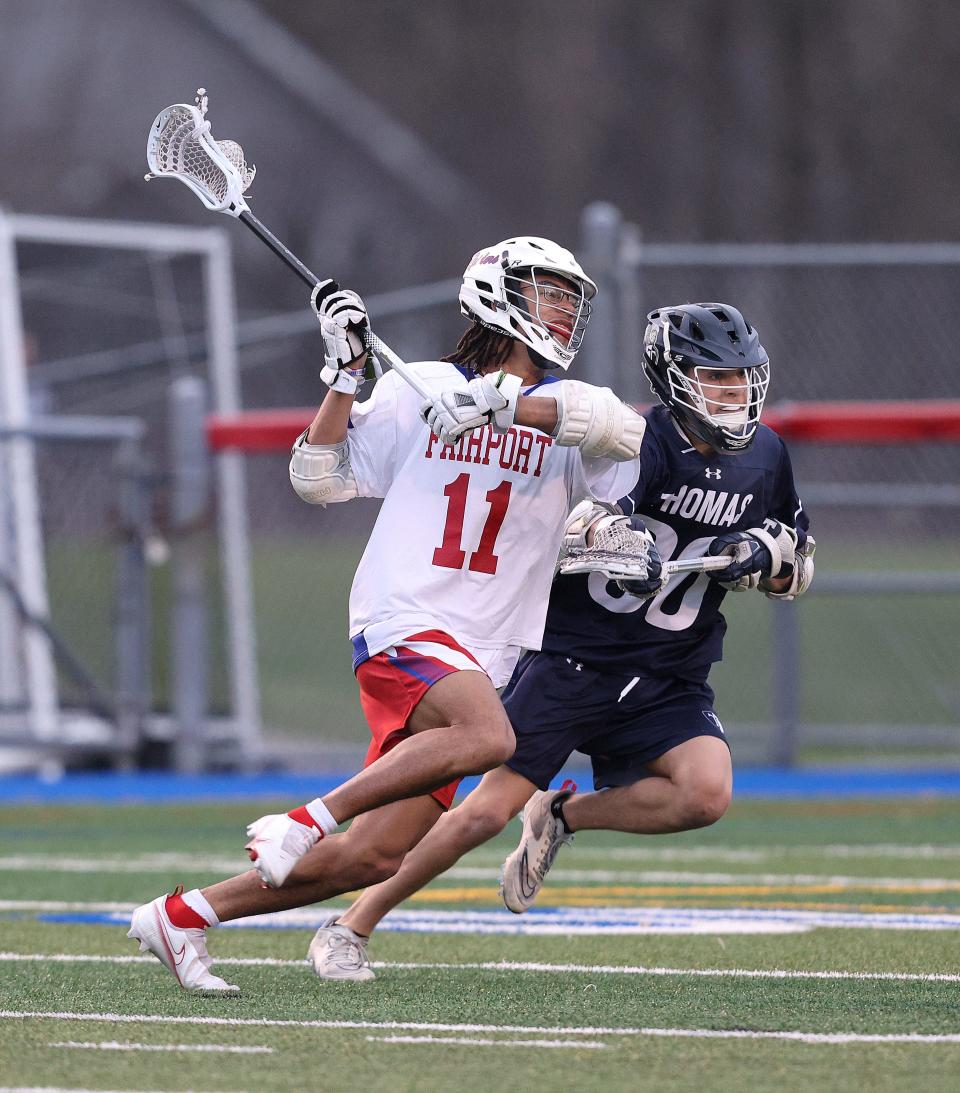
[1,952,958,983]
[5,861,960,887]
[0,901,136,912]
[0,1088,244,1093]
[469,844,960,864]
[365,1035,607,1049]
[0,856,245,874]
[49,1041,272,1054]
[5,845,960,875]
[446,867,960,889]
[1,1012,959,1046]
[5,855,960,888]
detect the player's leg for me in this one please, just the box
[501,675,732,911]
[306,766,537,980]
[562,676,732,834]
[562,734,732,833]
[206,795,445,921]
[323,668,513,821]
[340,765,535,935]
[128,794,442,992]
[307,651,594,976]
[246,633,515,888]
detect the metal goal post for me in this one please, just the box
[0,210,261,764]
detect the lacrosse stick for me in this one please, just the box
[560,552,729,581]
[145,89,432,401]
[559,512,732,582]
[662,555,730,577]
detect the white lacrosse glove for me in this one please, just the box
[558,502,666,600]
[419,370,522,446]
[311,281,369,395]
[706,520,799,591]
[464,371,523,434]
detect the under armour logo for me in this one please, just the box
[705,468,722,480]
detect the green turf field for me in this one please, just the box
[3,795,960,1092]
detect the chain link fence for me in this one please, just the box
[3,210,958,768]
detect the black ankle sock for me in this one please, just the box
[550,796,574,835]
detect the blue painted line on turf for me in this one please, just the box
[2,767,960,804]
[37,905,960,933]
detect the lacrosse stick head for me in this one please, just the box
[145,89,255,217]
[558,518,655,582]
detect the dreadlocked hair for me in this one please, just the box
[442,321,515,375]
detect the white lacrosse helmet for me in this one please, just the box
[459,236,597,369]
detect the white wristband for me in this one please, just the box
[320,363,365,395]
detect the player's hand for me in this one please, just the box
[419,388,487,445]
[464,371,522,434]
[419,371,522,446]
[559,510,666,598]
[707,521,797,591]
[616,517,666,600]
[311,281,369,394]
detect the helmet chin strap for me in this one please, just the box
[526,344,558,371]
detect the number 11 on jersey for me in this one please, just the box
[432,473,512,576]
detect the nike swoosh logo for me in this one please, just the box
[155,909,187,976]
[518,850,537,898]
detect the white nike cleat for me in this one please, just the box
[500,787,575,914]
[245,812,320,888]
[127,894,239,994]
[307,913,376,982]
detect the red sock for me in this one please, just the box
[287,804,325,832]
[165,888,209,929]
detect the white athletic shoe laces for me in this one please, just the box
[245,812,320,888]
[500,786,575,914]
[307,914,376,982]
[127,893,239,993]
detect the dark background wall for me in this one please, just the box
[267,0,960,245]
[3,0,958,303]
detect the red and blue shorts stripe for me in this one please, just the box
[352,629,485,810]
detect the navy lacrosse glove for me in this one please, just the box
[706,521,798,591]
[616,516,666,600]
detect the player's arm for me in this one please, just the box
[706,519,815,599]
[289,285,369,505]
[706,433,815,598]
[756,441,815,600]
[759,532,816,600]
[422,373,645,461]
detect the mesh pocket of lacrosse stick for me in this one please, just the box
[145,92,255,216]
[558,520,654,581]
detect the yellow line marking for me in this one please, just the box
[404,890,955,915]
[412,883,960,900]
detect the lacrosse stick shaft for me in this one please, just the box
[238,210,321,289]
[662,555,730,576]
[237,211,432,400]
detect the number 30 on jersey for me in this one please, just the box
[587,517,714,632]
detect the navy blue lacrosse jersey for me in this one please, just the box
[541,405,811,681]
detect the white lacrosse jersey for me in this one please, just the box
[345,362,639,686]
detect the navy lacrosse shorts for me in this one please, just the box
[502,650,729,791]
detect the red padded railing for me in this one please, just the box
[206,400,960,452]
[762,400,960,443]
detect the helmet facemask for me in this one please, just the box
[503,267,593,366]
[665,358,770,451]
